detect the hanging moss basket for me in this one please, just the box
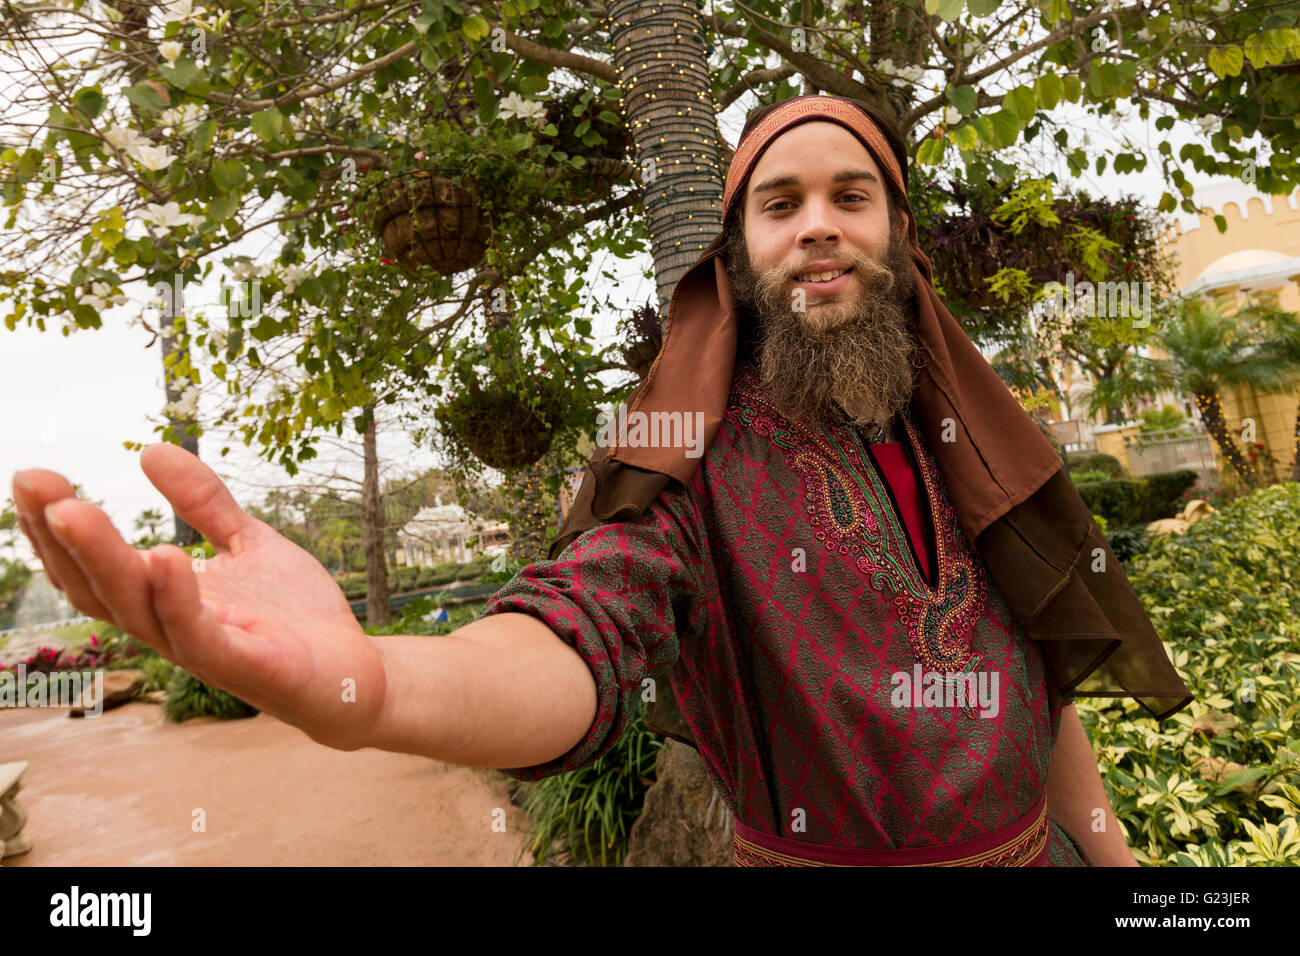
[436,377,567,470]
[370,169,492,274]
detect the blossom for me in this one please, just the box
[163,382,202,420]
[129,144,177,171]
[498,92,547,125]
[159,41,183,66]
[229,260,262,281]
[159,103,203,134]
[102,125,148,153]
[139,200,204,230]
[1196,115,1221,134]
[944,106,962,126]
[82,282,129,311]
[281,265,309,293]
[161,0,207,23]
[209,328,229,352]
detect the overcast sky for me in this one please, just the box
[1,62,1251,568]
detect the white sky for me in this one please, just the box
[1,43,1259,567]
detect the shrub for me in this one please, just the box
[163,669,259,722]
[1105,523,1151,564]
[140,655,176,693]
[1075,470,1198,525]
[509,700,664,867]
[1067,452,1124,477]
[1077,482,1300,865]
[1070,469,1113,485]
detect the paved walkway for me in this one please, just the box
[1,701,536,866]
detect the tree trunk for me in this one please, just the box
[159,309,202,550]
[1291,402,1300,482]
[362,410,391,629]
[503,457,556,566]
[1198,391,1260,488]
[608,0,723,324]
[606,0,733,867]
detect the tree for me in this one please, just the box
[132,506,167,547]
[1103,291,1296,488]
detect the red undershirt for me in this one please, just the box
[865,440,935,587]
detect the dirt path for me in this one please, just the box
[1,701,536,866]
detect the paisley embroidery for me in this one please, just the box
[725,365,989,702]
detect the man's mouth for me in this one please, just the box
[794,267,852,284]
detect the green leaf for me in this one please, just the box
[967,0,1000,15]
[462,14,490,41]
[1036,73,1064,110]
[519,75,549,95]
[1042,0,1070,22]
[123,81,171,111]
[207,194,239,222]
[1207,45,1245,79]
[72,87,105,120]
[1062,74,1082,103]
[951,125,978,151]
[211,158,247,191]
[989,109,1020,148]
[945,84,977,115]
[1002,85,1037,124]
[190,118,216,152]
[250,108,284,143]
[159,59,203,91]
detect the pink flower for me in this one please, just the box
[415,151,425,161]
[90,634,99,647]
[379,256,395,267]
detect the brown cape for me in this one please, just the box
[546,96,1192,748]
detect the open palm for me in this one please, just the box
[11,443,386,749]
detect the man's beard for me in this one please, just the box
[726,220,922,428]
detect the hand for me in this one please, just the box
[11,444,386,750]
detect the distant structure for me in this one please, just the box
[394,495,510,567]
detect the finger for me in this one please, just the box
[41,497,177,660]
[139,444,254,556]
[11,470,115,621]
[149,544,245,684]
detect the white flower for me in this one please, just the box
[139,201,204,230]
[229,260,261,281]
[161,0,206,23]
[103,125,148,153]
[1210,0,1230,13]
[159,103,203,134]
[164,382,202,420]
[209,328,229,352]
[282,265,309,293]
[1136,27,1153,42]
[1197,115,1221,134]
[877,58,896,76]
[159,41,183,66]
[945,106,962,126]
[498,92,546,125]
[129,144,176,171]
[90,282,129,306]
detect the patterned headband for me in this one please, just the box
[722,96,906,216]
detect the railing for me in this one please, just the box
[1123,427,1219,487]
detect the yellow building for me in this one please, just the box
[1159,182,1300,483]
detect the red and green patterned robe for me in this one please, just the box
[478,361,1090,865]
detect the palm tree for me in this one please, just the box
[1114,293,1295,488]
[1249,300,1300,482]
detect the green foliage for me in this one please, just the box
[1075,470,1199,525]
[163,669,258,723]
[140,655,176,694]
[1067,452,1125,478]
[510,700,664,867]
[365,597,488,637]
[1078,483,1300,865]
[1105,523,1153,564]
[1139,404,1188,433]
[1069,469,1112,485]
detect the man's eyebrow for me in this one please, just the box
[749,168,881,198]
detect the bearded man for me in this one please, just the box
[12,95,1190,868]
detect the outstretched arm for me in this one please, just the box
[1045,703,1139,866]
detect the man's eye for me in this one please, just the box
[766,194,869,213]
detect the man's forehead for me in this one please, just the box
[742,121,884,201]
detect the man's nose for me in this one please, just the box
[795,197,840,245]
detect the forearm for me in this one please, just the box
[1045,703,1139,866]
[363,612,598,768]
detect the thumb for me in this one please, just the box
[139,443,253,555]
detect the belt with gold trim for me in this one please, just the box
[733,793,1051,867]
